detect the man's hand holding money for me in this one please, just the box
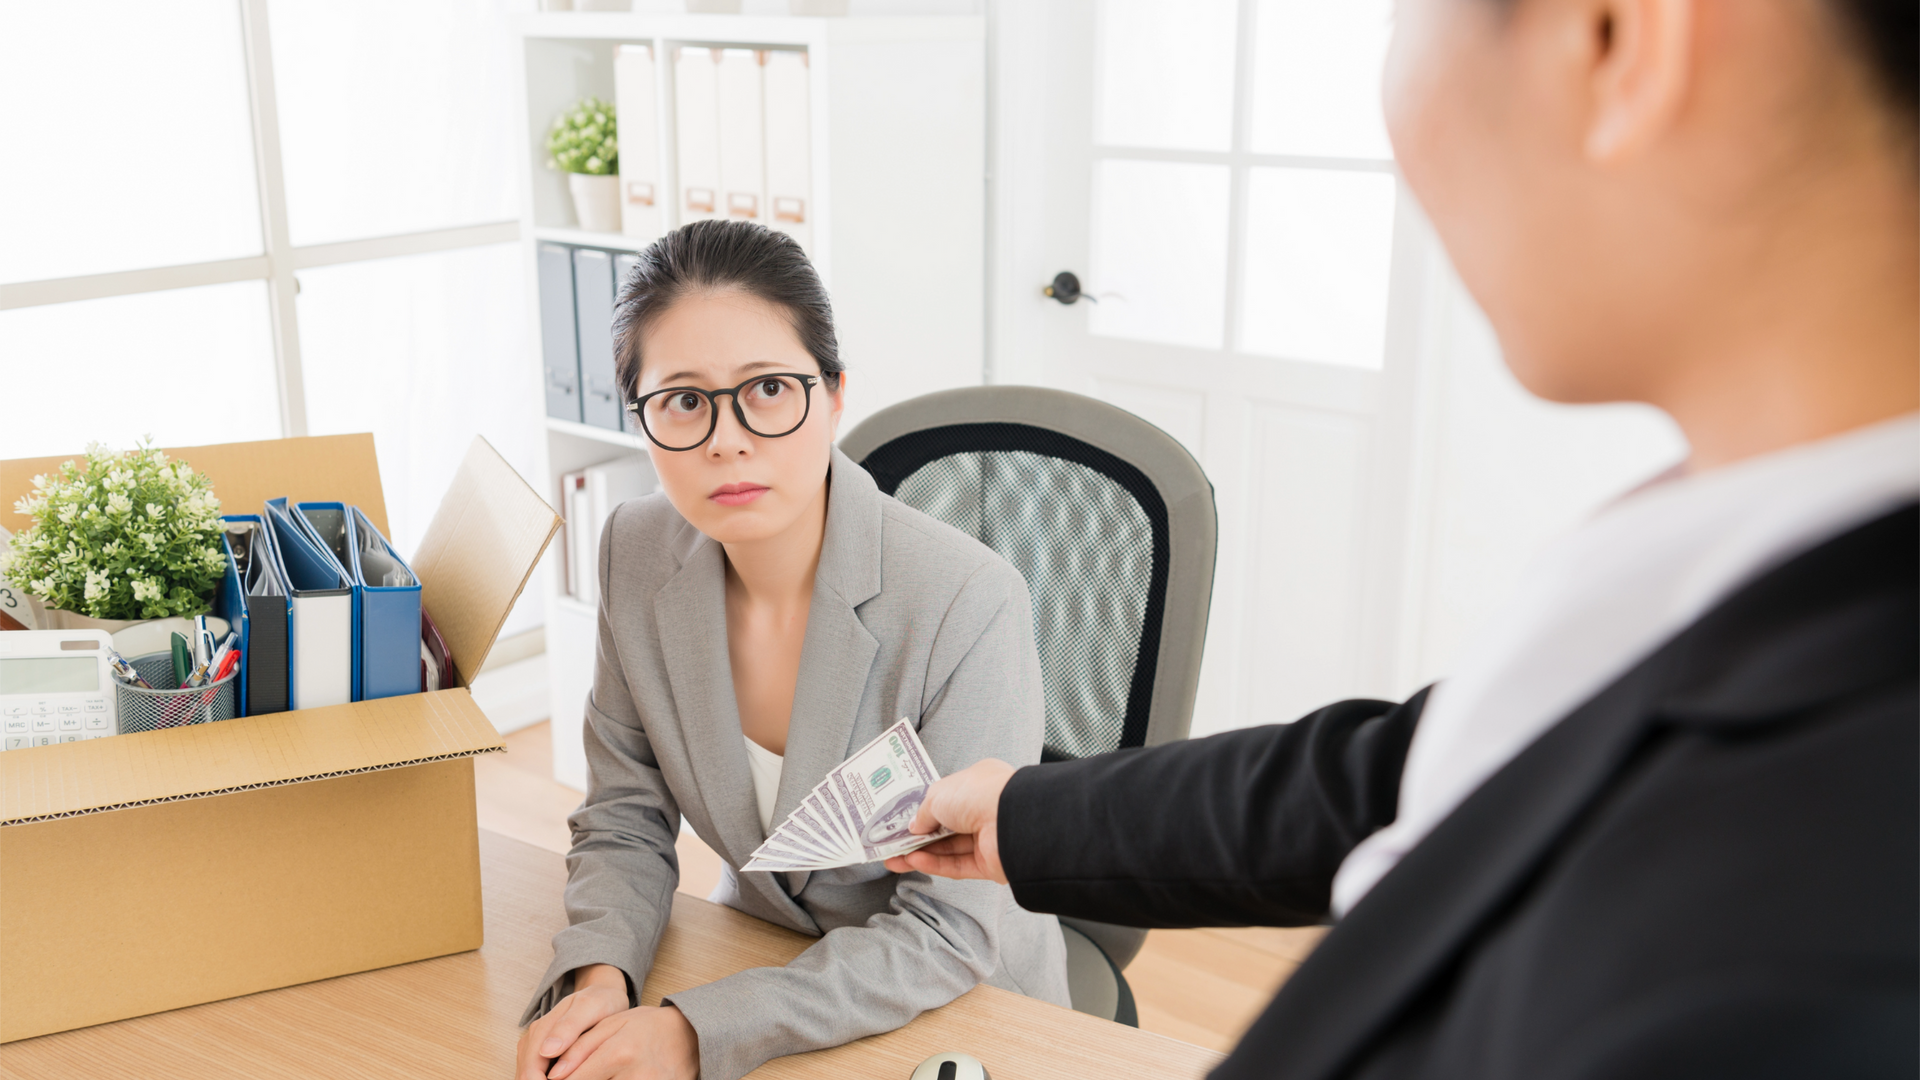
[882,759,1016,885]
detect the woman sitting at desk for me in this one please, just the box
[515,220,1070,1080]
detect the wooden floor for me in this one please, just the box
[475,721,1323,1054]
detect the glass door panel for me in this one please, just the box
[1240,168,1397,368]
[1249,0,1394,159]
[1093,0,1240,151]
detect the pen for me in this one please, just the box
[107,650,151,689]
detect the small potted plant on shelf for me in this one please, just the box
[1,440,228,634]
[548,96,621,233]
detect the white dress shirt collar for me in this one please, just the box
[1332,413,1920,917]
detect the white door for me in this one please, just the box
[992,0,1436,735]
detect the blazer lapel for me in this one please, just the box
[1233,504,1918,1080]
[768,449,886,895]
[652,531,765,870]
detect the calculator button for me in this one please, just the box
[3,705,25,716]
[3,717,25,733]
[84,715,110,730]
[85,700,106,713]
[58,733,80,744]
[84,731,110,740]
[58,703,79,714]
[3,736,26,750]
[58,715,81,731]
[31,716,54,732]
[31,734,54,747]
[31,703,51,715]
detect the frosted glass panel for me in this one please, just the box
[1088,160,1231,349]
[0,2,260,284]
[298,243,539,568]
[0,283,279,460]
[1240,168,1397,369]
[1094,0,1238,151]
[1250,0,1393,160]
[269,0,518,246]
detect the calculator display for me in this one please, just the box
[0,657,101,694]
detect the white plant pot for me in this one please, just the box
[41,608,231,658]
[569,173,622,233]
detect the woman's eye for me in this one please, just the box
[669,392,703,413]
[757,379,784,397]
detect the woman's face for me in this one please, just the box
[1381,0,1839,406]
[634,288,844,546]
[1383,0,1617,402]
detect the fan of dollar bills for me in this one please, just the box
[743,719,955,872]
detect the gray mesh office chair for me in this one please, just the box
[840,386,1218,1027]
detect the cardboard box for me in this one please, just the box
[0,434,561,1043]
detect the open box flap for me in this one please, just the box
[412,436,564,687]
[2,689,503,825]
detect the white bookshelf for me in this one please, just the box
[513,13,986,789]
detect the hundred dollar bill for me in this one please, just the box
[743,718,953,873]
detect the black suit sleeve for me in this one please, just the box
[997,688,1429,928]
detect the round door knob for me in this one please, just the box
[1042,271,1084,305]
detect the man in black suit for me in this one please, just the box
[887,0,1918,1076]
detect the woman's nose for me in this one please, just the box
[706,400,754,457]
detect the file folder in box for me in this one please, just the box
[347,507,421,701]
[294,502,363,701]
[263,498,353,710]
[222,513,289,716]
[215,521,253,717]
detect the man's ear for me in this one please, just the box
[1583,0,1695,162]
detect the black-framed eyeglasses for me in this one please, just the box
[625,373,821,452]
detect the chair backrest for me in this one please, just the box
[840,386,1217,760]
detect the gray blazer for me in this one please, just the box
[523,449,1071,1080]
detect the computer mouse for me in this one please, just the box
[909,1051,991,1080]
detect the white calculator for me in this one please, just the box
[0,629,117,751]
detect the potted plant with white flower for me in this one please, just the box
[0,440,228,634]
[548,96,621,233]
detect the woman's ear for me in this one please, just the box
[1583,0,1696,162]
[825,372,848,439]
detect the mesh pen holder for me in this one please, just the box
[116,652,239,734]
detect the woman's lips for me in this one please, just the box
[709,482,770,507]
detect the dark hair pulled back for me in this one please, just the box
[1836,0,1918,120]
[613,219,842,403]
[1485,0,1914,120]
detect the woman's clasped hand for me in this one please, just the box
[516,964,698,1080]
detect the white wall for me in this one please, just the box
[1389,268,1687,696]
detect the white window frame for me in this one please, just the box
[0,0,519,438]
[1090,0,1401,369]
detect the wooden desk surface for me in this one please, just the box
[0,830,1223,1079]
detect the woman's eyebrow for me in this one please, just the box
[652,360,786,386]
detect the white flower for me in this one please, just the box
[83,570,108,601]
[107,492,133,514]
